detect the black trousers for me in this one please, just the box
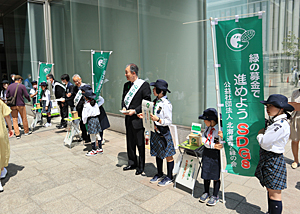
[125,122,145,171]
[77,106,89,141]
[58,101,68,125]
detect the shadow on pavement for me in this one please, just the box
[295,182,300,190]
[1,163,24,186]
[174,179,203,198]
[116,152,128,167]
[142,162,157,177]
[224,192,265,213]
[284,156,294,165]
[115,152,156,177]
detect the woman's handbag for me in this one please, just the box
[6,84,19,107]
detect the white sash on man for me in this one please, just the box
[124,79,145,109]
[53,81,66,93]
[74,83,86,107]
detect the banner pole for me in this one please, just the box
[37,61,41,104]
[91,50,94,91]
[209,17,225,203]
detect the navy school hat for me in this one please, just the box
[31,80,37,85]
[198,108,221,122]
[83,89,96,99]
[39,81,47,87]
[2,80,9,84]
[79,84,92,91]
[260,94,294,111]
[150,79,171,93]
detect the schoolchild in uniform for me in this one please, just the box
[138,79,176,186]
[80,84,110,148]
[39,81,52,127]
[198,108,224,206]
[30,80,38,106]
[255,94,294,214]
[82,90,102,156]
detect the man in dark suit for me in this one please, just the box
[72,74,90,143]
[121,64,151,175]
[46,74,67,128]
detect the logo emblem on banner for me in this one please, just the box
[97,57,107,69]
[226,28,255,51]
[44,67,51,74]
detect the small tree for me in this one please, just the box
[282,31,300,69]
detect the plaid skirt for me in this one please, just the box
[255,148,287,190]
[150,131,176,159]
[87,117,102,134]
[42,100,52,113]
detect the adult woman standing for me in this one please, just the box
[0,99,14,192]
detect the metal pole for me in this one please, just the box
[37,62,41,104]
[210,17,225,203]
[183,11,265,25]
[91,50,94,91]
[80,50,112,52]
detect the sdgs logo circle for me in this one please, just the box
[43,67,51,74]
[225,28,255,51]
[96,57,107,69]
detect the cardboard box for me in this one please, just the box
[71,111,78,119]
[289,102,300,111]
[188,132,202,147]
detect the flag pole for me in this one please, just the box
[91,50,95,91]
[210,17,225,203]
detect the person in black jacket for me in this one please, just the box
[121,63,151,175]
[61,74,75,111]
[72,74,90,143]
[46,74,67,129]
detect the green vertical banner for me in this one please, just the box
[92,51,111,102]
[215,16,264,176]
[37,62,53,104]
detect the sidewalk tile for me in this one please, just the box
[82,186,128,210]
[31,182,79,205]
[224,183,252,202]
[40,195,84,213]
[230,201,265,214]
[140,189,184,213]
[12,202,45,214]
[241,189,267,212]
[73,207,97,214]
[99,198,151,214]
[162,201,200,214]
[124,185,160,205]
[0,191,32,211]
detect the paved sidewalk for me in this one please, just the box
[1,116,299,214]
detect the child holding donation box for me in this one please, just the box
[138,79,176,186]
[82,90,102,156]
[198,108,224,206]
[255,94,293,214]
[39,81,52,127]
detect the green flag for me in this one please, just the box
[215,16,264,176]
[92,51,111,102]
[37,62,53,104]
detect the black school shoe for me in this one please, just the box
[123,165,137,171]
[56,124,67,129]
